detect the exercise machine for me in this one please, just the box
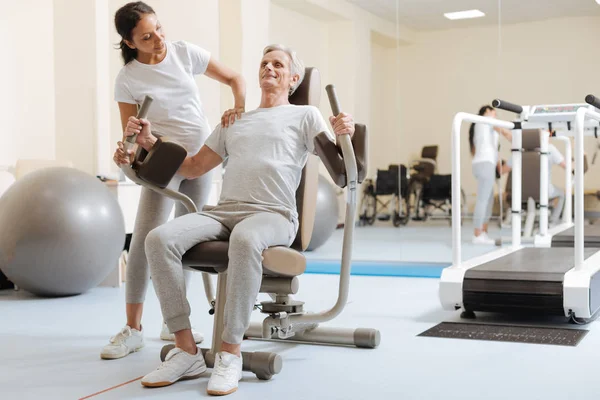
[490,98,599,247]
[439,96,600,322]
[121,68,380,380]
[542,96,600,248]
[494,122,573,246]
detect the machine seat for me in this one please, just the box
[182,243,306,277]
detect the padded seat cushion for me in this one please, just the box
[182,241,306,278]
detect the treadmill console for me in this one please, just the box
[529,104,588,122]
[525,103,599,130]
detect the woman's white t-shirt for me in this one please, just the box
[114,40,212,155]
[472,123,499,165]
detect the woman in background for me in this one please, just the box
[469,105,512,244]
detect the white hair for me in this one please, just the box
[262,44,305,96]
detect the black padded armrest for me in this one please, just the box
[132,137,187,189]
[314,123,368,188]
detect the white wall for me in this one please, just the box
[370,38,403,174]
[54,0,101,175]
[0,1,55,169]
[393,16,600,199]
[269,2,395,221]
[10,0,596,211]
[240,0,271,110]
[96,0,111,177]
[269,3,331,120]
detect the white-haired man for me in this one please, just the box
[114,44,354,395]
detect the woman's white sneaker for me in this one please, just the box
[160,322,204,343]
[472,233,495,245]
[207,352,243,396]
[141,346,207,388]
[100,325,144,360]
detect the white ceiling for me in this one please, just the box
[346,0,600,31]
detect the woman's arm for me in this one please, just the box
[113,102,141,165]
[205,59,246,127]
[118,102,138,133]
[117,102,156,150]
[494,127,512,141]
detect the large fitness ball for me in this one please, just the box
[0,167,125,297]
[307,174,339,251]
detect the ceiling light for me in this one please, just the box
[444,9,485,20]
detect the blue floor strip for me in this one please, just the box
[304,260,448,278]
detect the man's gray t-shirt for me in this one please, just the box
[204,104,333,222]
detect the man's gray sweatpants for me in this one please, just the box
[145,203,297,345]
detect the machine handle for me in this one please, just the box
[326,85,342,116]
[492,99,523,114]
[585,94,600,109]
[124,95,154,152]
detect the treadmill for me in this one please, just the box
[493,110,573,247]
[439,96,600,321]
[490,98,600,248]
[525,96,600,248]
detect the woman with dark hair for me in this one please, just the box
[103,1,246,360]
[469,105,512,244]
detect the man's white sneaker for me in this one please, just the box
[472,233,495,245]
[207,352,243,396]
[100,325,144,360]
[141,346,207,388]
[160,322,204,343]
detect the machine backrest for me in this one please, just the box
[521,152,541,201]
[417,145,438,178]
[289,67,321,251]
[505,129,542,203]
[521,129,542,201]
[421,146,438,160]
[522,129,541,151]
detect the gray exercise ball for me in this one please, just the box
[0,167,125,297]
[307,174,339,251]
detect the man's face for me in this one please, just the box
[259,50,298,93]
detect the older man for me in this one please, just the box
[115,43,354,395]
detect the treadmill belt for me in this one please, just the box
[553,224,600,247]
[418,322,588,346]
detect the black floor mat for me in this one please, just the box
[418,322,589,346]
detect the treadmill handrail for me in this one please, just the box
[550,136,572,226]
[574,108,600,269]
[539,131,550,236]
[451,113,516,268]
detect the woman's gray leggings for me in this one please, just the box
[472,162,496,230]
[126,172,213,304]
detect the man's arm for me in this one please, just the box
[329,112,355,139]
[178,145,224,179]
[551,146,567,169]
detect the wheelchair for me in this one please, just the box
[358,164,409,227]
[406,146,466,223]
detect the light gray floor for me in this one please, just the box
[306,219,504,263]
[2,224,598,400]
